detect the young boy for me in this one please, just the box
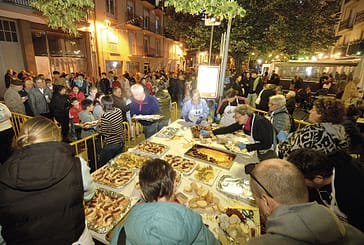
[69,97,82,140]
[110,159,219,245]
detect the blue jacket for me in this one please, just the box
[110,201,219,245]
[130,94,161,126]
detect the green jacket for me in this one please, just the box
[111,201,219,245]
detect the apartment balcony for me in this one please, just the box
[338,18,353,32]
[355,10,364,25]
[1,0,33,8]
[143,20,156,33]
[141,0,156,9]
[125,12,143,30]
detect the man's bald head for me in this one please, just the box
[251,159,308,205]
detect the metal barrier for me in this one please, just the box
[9,112,32,138]
[69,133,102,171]
[294,119,310,130]
[122,121,131,147]
[170,102,178,122]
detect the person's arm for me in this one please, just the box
[181,102,191,121]
[212,122,242,135]
[79,157,96,201]
[216,99,229,114]
[236,96,248,104]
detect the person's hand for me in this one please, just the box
[277,131,288,141]
[236,142,246,150]
[215,114,221,122]
[200,130,209,137]
[196,116,203,125]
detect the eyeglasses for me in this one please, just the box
[245,163,274,198]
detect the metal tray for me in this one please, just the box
[163,154,197,175]
[109,152,151,169]
[154,127,179,139]
[92,165,136,188]
[130,140,169,158]
[216,175,254,204]
[84,188,131,234]
[184,144,236,169]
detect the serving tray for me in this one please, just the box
[184,144,236,169]
[84,188,131,234]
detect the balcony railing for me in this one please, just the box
[338,18,353,31]
[125,12,143,28]
[355,11,364,25]
[2,0,33,8]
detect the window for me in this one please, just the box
[143,36,149,55]
[0,19,18,42]
[106,0,115,17]
[156,39,161,56]
[128,32,136,55]
[127,1,135,20]
[32,32,47,56]
[155,16,160,34]
[143,9,150,29]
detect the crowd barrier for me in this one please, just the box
[9,112,32,138]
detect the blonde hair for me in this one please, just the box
[15,116,62,148]
[234,104,253,116]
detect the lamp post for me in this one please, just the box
[205,17,221,65]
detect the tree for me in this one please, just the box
[31,0,94,36]
[164,0,340,75]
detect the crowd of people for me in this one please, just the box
[1,67,364,244]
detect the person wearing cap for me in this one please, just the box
[4,79,25,114]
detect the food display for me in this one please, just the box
[133,141,168,156]
[190,125,214,138]
[177,182,225,213]
[217,207,260,244]
[216,175,254,204]
[163,154,196,175]
[185,144,236,169]
[110,152,151,169]
[155,127,179,139]
[92,165,135,188]
[84,189,130,233]
[193,164,218,185]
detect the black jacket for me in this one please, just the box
[213,114,274,152]
[309,151,364,232]
[50,93,71,118]
[0,142,85,245]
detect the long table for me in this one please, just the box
[90,119,259,244]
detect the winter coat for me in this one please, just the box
[0,142,85,245]
[110,201,219,245]
[248,202,364,245]
[279,122,349,158]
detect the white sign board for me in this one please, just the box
[197,65,220,98]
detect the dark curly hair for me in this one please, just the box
[313,98,345,124]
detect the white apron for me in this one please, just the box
[188,105,204,124]
[220,99,238,126]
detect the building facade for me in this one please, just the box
[334,0,364,58]
[0,0,184,98]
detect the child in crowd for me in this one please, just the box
[110,158,219,245]
[70,85,85,103]
[69,97,82,140]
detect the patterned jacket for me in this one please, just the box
[279,122,349,158]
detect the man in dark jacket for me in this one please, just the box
[288,148,364,232]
